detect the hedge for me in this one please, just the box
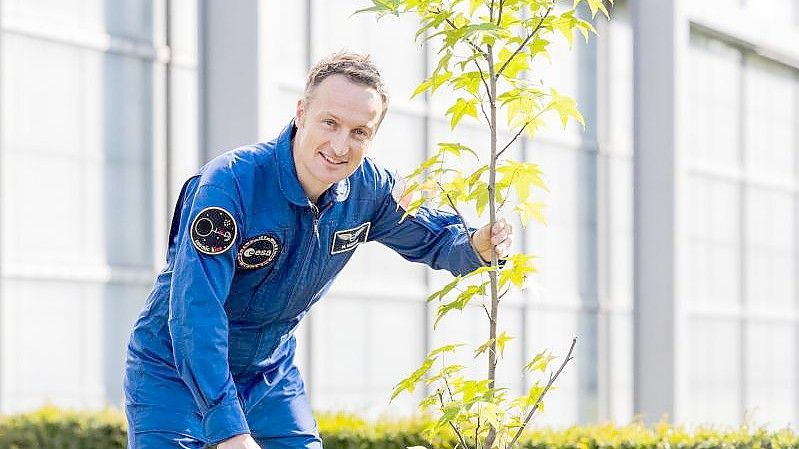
[0,406,797,449]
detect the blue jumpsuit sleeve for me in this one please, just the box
[368,169,488,276]
[167,177,250,444]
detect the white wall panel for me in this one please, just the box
[2,36,82,155]
[607,157,633,305]
[2,152,84,266]
[685,318,742,425]
[745,322,796,426]
[169,67,201,201]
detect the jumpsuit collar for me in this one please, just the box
[276,120,351,206]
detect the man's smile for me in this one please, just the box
[319,152,348,165]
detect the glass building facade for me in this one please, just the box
[0,0,796,428]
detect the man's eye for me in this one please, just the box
[353,129,367,137]
[323,119,336,126]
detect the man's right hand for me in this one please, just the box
[217,434,262,449]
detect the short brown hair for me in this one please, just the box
[304,51,390,125]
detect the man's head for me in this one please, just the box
[293,52,389,201]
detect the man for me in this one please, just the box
[124,52,513,449]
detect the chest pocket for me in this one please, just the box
[225,228,290,321]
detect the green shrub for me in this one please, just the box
[0,407,797,449]
[0,405,126,449]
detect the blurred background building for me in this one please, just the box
[0,0,797,429]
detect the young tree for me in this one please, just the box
[357,1,612,448]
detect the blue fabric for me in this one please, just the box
[124,120,487,447]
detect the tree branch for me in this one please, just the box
[496,0,505,26]
[507,337,578,449]
[496,7,552,79]
[472,59,494,131]
[438,389,471,449]
[437,182,471,236]
[432,9,489,60]
[497,169,518,213]
[497,107,547,159]
[482,302,493,323]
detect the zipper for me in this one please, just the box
[278,201,332,320]
[310,202,320,240]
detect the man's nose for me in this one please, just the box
[331,131,349,157]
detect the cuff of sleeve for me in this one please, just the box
[466,229,507,270]
[202,399,250,445]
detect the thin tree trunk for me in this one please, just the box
[484,43,500,449]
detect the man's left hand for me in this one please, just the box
[471,218,513,263]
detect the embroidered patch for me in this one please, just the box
[190,207,237,255]
[237,234,281,270]
[331,222,371,255]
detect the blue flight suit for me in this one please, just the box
[123,120,486,448]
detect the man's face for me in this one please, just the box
[293,74,384,199]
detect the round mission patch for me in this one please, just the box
[237,234,280,270]
[190,206,237,255]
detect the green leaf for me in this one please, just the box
[525,350,557,373]
[353,0,401,16]
[586,0,610,18]
[418,392,439,409]
[496,331,514,356]
[497,161,548,203]
[529,37,551,62]
[467,182,489,216]
[449,71,483,96]
[474,338,494,358]
[427,364,466,384]
[434,282,489,327]
[392,357,434,401]
[469,0,483,15]
[446,98,479,129]
[412,70,453,99]
[515,199,547,227]
[548,87,585,128]
[552,10,578,48]
[496,47,529,78]
[428,343,464,359]
[455,379,492,403]
[427,275,463,302]
[498,253,537,288]
[437,142,478,159]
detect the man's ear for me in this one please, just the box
[295,98,305,128]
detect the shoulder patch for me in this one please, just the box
[331,222,371,255]
[237,234,281,270]
[190,207,237,255]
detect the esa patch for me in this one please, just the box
[237,234,280,270]
[190,207,237,255]
[331,222,371,255]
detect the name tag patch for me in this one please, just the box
[191,207,237,255]
[237,234,280,270]
[331,222,371,255]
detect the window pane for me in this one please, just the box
[683,175,741,305]
[745,187,794,309]
[744,55,796,182]
[745,321,796,427]
[686,34,741,169]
